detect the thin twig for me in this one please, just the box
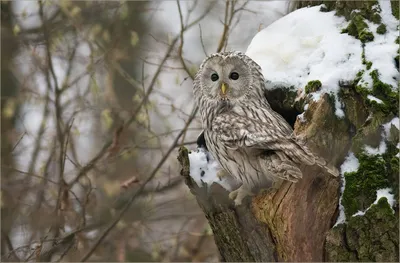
[80,106,198,262]
[1,230,20,261]
[198,24,208,57]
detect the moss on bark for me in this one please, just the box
[342,153,391,218]
[326,198,399,261]
[304,80,322,94]
[376,23,387,34]
[342,14,374,43]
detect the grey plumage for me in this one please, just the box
[193,51,338,206]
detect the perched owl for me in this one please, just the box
[193,51,338,206]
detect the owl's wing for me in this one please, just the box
[213,113,316,166]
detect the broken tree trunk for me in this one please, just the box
[178,94,345,262]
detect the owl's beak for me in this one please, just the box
[220,83,228,96]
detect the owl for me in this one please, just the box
[193,51,338,206]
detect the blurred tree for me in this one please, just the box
[1,1,21,260]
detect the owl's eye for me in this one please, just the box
[211,73,219,82]
[230,72,239,80]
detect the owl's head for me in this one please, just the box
[193,51,264,104]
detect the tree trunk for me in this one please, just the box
[179,94,343,262]
[178,1,399,261]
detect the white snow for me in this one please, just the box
[297,112,306,123]
[246,5,363,118]
[374,188,396,210]
[352,210,366,217]
[364,140,387,155]
[353,187,396,217]
[335,152,360,226]
[383,117,400,139]
[367,95,384,104]
[361,0,400,89]
[188,147,238,191]
[340,152,360,174]
[245,3,399,119]
[364,117,400,155]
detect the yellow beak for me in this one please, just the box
[221,83,228,95]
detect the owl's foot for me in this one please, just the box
[228,186,253,206]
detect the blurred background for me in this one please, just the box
[1,0,292,261]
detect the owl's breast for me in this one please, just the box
[231,103,271,123]
[204,129,267,190]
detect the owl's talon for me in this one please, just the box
[229,186,253,206]
[217,170,229,181]
[228,189,239,200]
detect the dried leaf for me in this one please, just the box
[120,176,139,189]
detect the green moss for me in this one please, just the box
[304,80,322,94]
[345,119,399,217]
[344,14,374,43]
[376,23,387,34]
[391,0,399,19]
[341,153,391,218]
[327,197,399,261]
[353,69,399,116]
[369,69,399,115]
[335,0,380,22]
[346,197,398,261]
[383,142,400,201]
[361,48,373,70]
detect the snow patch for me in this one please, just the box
[367,95,384,104]
[297,112,306,123]
[362,0,400,89]
[364,117,400,155]
[246,5,363,118]
[340,152,360,174]
[335,152,360,226]
[375,188,396,210]
[188,148,238,191]
[364,140,387,155]
[383,117,400,138]
[353,188,396,217]
[246,3,399,119]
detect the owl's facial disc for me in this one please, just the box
[201,56,252,102]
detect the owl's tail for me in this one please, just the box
[289,135,339,177]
